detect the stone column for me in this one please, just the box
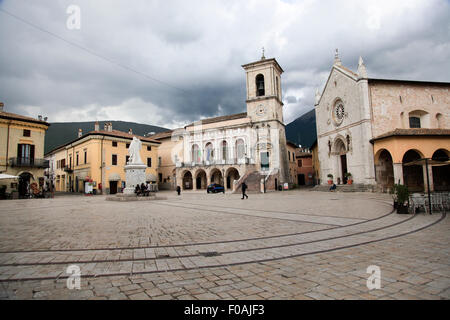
[393,163,404,185]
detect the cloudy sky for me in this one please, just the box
[1,0,449,129]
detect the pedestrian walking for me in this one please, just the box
[176,185,181,196]
[241,182,248,199]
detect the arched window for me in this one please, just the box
[221,141,228,161]
[276,76,279,98]
[236,139,245,160]
[409,110,429,129]
[436,113,443,128]
[192,144,201,163]
[205,143,214,162]
[256,74,265,97]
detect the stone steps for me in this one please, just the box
[313,184,376,193]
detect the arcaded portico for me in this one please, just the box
[372,131,450,192]
[177,165,245,191]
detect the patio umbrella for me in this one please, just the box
[0,173,19,179]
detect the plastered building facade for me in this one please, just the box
[315,52,449,192]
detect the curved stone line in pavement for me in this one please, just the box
[152,201,366,226]
[0,210,398,267]
[0,213,444,282]
[0,201,394,255]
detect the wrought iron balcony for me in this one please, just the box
[9,157,49,168]
[63,166,74,173]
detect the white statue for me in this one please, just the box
[128,137,143,164]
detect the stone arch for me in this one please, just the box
[432,149,450,191]
[256,74,265,97]
[194,169,207,190]
[225,167,240,191]
[332,136,348,184]
[374,149,394,190]
[210,168,223,185]
[402,149,424,192]
[408,110,430,128]
[182,170,193,190]
[18,171,33,197]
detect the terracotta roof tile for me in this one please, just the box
[148,130,174,140]
[0,111,49,126]
[88,129,161,143]
[371,128,450,142]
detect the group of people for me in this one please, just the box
[134,182,151,196]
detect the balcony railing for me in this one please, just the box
[63,166,74,173]
[176,157,252,168]
[9,157,49,168]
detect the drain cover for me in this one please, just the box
[199,251,221,257]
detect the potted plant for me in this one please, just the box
[327,174,333,185]
[345,172,353,185]
[393,184,410,214]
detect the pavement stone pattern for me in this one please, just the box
[0,190,448,300]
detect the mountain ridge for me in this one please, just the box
[285,108,317,149]
[44,120,169,154]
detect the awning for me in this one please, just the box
[0,173,19,180]
[109,173,121,181]
[146,174,157,182]
[403,159,450,166]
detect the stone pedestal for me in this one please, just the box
[123,163,147,195]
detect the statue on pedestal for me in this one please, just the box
[123,137,147,195]
[128,137,143,165]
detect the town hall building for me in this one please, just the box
[153,54,291,192]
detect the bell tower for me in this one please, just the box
[242,51,284,123]
[242,52,289,184]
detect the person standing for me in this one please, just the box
[241,182,248,200]
[176,185,181,196]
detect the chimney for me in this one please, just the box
[44,117,48,122]
[128,128,133,135]
[94,121,99,131]
[104,123,108,131]
[38,115,42,121]
[108,122,113,132]
[0,102,3,111]
[78,128,83,138]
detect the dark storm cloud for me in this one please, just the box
[0,0,449,128]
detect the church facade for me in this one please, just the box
[315,51,450,192]
[155,55,291,192]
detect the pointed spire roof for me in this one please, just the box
[358,56,368,78]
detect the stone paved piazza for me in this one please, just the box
[0,190,448,300]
